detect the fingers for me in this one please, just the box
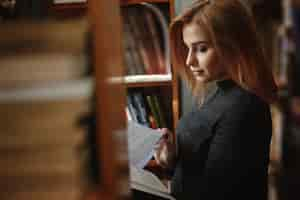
[154,143,166,167]
[154,128,175,168]
[154,135,167,167]
[158,128,173,141]
[154,139,164,151]
[160,128,169,137]
[154,145,168,168]
[154,150,161,166]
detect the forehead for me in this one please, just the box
[182,22,211,46]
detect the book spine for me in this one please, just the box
[139,8,159,74]
[124,9,146,75]
[146,95,161,128]
[153,95,166,128]
[122,15,139,75]
[126,7,151,75]
[127,95,139,123]
[128,7,157,74]
[125,106,132,121]
[148,114,158,129]
[132,92,150,127]
[144,9,166,74]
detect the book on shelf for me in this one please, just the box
[0,79,93,199]
[135,6,160,75]
[127,122,174,200]
[132,91,151,127]
[0,20,88,88]
[146,95,160,128]
[122,12,145,75]
[143,3,167,74]
[126,91,167,129]
[121,3,170,76]
[153,94,167,128]
[146,94,166,128]
[127,94,140,123]
[0,21,93,199]
[125,6,154,75]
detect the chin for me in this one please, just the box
[195,76,210,83]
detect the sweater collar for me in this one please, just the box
[216,79,236,90]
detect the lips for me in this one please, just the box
[191,69,205,75]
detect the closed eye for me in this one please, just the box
[196,45,208,53]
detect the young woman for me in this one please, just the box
[154,0,278,199]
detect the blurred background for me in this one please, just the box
[1,0,300,200]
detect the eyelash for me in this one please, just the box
[187,44,208,55]
[196,45,208,53]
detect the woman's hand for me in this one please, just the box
[154,128,176,169]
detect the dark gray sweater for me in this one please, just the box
[171,79,272,200]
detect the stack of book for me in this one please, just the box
[0,21,92,199]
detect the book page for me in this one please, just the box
[130,166,175,200]
[127,122,162,169]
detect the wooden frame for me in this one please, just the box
[88,0,128,199]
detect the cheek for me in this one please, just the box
[201,53,219,73]
[209,57,220,72]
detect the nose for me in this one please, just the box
[186,49,197,67]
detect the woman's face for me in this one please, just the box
[182,22,227,83]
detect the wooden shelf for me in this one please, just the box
[50,0,169,17]
[52,2,87,10]
[51,0,169,14]
[124,74,172,88]
[121,0,169,5]
[126,81,172,88]
[50,2,87,18]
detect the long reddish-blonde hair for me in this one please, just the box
[170,0,278,103]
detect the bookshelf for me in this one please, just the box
[273,1,300,200]
[254,1,300,200]
[121,1,178,192]
[122,0,169,4]
[126,77,172,88]
[50,0,179,130]
[121,0,175,18]
[121,0,179,131]
[50,0,179,198]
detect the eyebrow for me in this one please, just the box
[191,41,209,47]
[184,40,209,48]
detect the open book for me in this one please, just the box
[127,122,175,200]
[130,167,175,200]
